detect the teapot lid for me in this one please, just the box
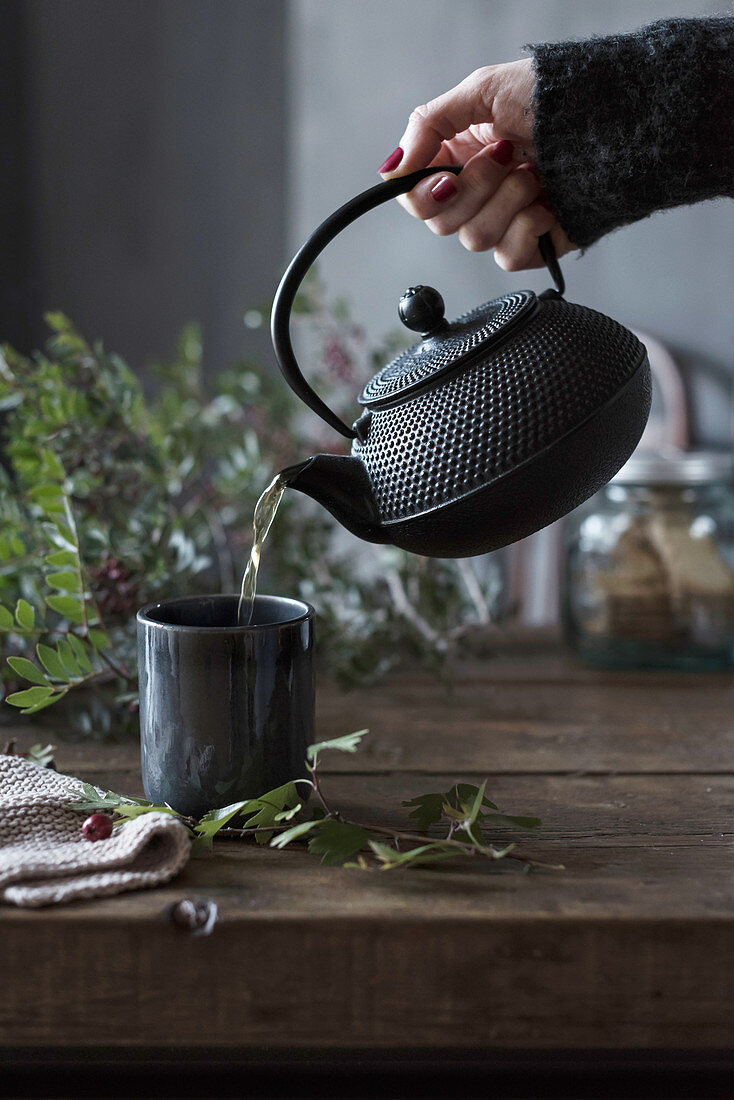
[359,287,539,408]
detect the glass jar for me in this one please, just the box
[561,451,734,669]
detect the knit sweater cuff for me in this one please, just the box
[526,17,734,248]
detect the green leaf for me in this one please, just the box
[6,657,51,687]
[115,794,156,806]
[46,595,84,624]
[29,483,64,504]
[49,518,76,546]
[39,448,66,479]
[237,781,301,843]
[114,803,180,820]
[0,606,14,630]
[307,820,369,866]
[402,792,445,832]
[404,782,525,842]
[198,801,251,822]
[34,494,66,515]
[15,599,35,630]
[195,800,251,841]
[56,637,82,678]
[80,781,103,801]
[307,729,368,766]
[43,522,76,552]
[273,802,303,823]
[270,819,321,849]
[36,643,70,681]
[51,520,75,545]
[26,742,56,765]
[63,783,121,812]
[20,693,63,715]
[87,629,110,650]
[26,743,56,768]
[6,686,54,708]
[46,571,79,592]
[450,798,486,845]
[45,550,77,568]
[193,795,273,846]
[468,783,490,827]
[368,840,456,870]
[43,310,74,334]
[67,634,92,672]
[448,783,499,813]
[62,784,157,814]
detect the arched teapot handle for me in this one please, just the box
[271,166,563,440]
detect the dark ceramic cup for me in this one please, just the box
[137,594,314,818]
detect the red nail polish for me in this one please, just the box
[489,140,514,166]
[431,176,457,203]
[378,147,403,174]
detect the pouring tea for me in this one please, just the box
[271,166,651,559]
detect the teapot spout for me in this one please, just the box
[280,454,389,545]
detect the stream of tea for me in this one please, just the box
[237,473,288,626]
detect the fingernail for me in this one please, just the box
[431,176,458,203]
[489,140,514,166]
[378,147,403,174]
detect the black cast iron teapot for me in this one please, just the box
[272,166,651,558]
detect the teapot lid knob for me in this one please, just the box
[398,285,448,337]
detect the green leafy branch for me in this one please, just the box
[1,447,127,714]
[61,730,560,873]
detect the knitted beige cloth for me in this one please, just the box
[0,754,191,908]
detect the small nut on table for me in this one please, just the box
[167,896,219,936]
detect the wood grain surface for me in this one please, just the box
[2,631,733,1050]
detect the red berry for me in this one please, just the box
[82,813,113,841]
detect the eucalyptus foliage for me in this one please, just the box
[0,281,504,731]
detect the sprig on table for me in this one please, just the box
[61,730,561,872]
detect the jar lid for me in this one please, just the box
[611,448,734,486]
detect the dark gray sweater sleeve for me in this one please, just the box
[526,16,734,248]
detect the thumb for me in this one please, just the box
[379,69,495,176]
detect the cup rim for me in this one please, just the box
[136,593,314,633]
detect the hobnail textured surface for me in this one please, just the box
[359,291,536,407]
[353,298,645,522]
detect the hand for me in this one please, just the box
[378,60,576,270]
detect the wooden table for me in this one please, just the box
[3,630,734,1076]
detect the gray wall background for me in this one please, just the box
[22,0,286,375]
[287,0,733,428]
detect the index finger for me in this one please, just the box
[381,68,496,176]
